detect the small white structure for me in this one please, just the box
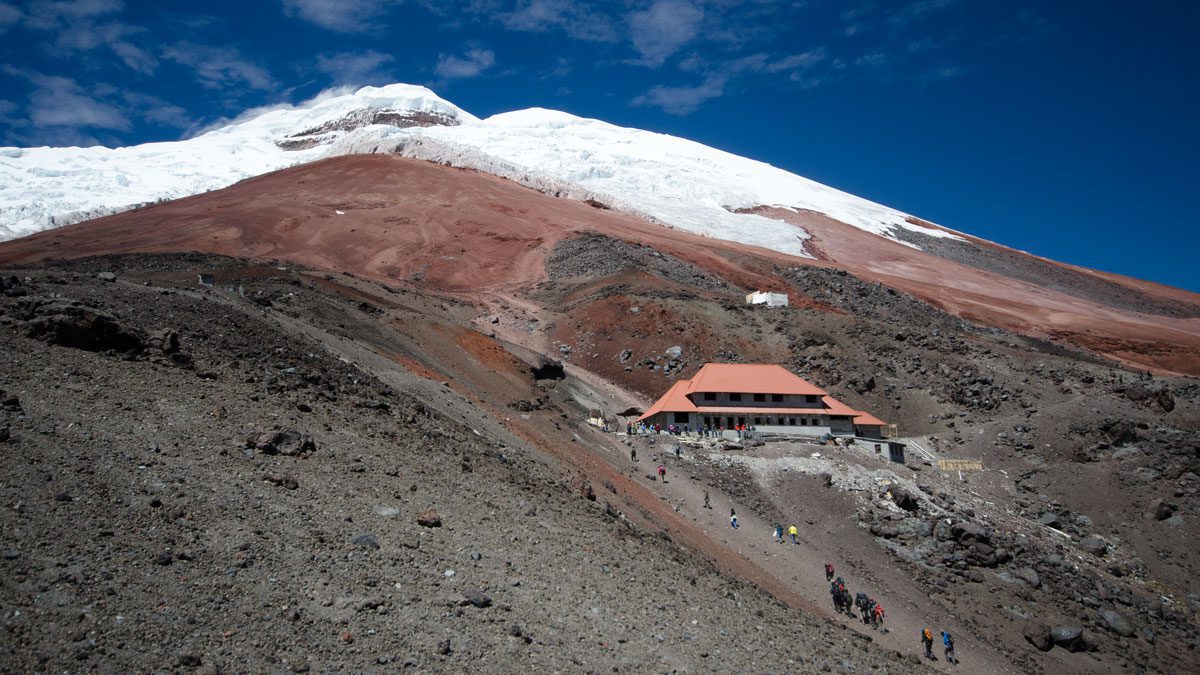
[745,291,789,307]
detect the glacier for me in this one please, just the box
[0,83,959,255]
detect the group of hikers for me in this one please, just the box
[625,421,754,439]
[825,564,886,630]
[825,563,958,664]
[627,425,959,665]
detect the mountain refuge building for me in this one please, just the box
[745,291,789,307]
[637,363,886,439]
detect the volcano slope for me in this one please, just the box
[0,254,921,673]
[0,153,1198,673]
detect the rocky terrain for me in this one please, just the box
[0,152,1198,673]
[0,256,926,673]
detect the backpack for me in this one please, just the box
[923,629,932,642]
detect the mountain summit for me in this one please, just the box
[1,83,1198,376]
[1,82,946,253]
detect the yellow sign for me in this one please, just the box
[937,458,983,471]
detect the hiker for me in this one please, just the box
[788,524,798,545]
[630,448,637,462]
[921,628,935,660]
[872,602,884,630]
[626,422,632,435]
[730,508,738,528]
[773,523,784,543]
[830,581,844,613]
[824,563,834,582]
[657,464,666,481]
[703,490,711,509]
[855,593,869,623]
[942,631,956,664]
[674,445,681,458]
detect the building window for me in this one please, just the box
[800,418,807,426]
[754,417,761,425]
[703,392,716,401]
[730,393,742,401]
[753,393,765,402]
[788,418,796,426]
[674,412,689,423]
[772,394,783,402]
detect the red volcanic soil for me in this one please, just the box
[0,154,784,296]
[745,207,1200,376]
[1,153,1198,375]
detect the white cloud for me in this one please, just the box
[23,0,123,30]
[434,48,496,79]
[627,0,703,66]
[123,92,190,128]
[0,2,22,31]
[1,67,129,132]
[281,0,396,33]
[502,0,619,42]
[162,42,274,90]
[631,76,724,115]
[315,50,394,86]
[53,20,158,74]
[764,49,827,73]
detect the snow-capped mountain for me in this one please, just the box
[0,83,955,254]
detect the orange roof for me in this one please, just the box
[853,412,887,426]
[820,395,862,417]
[637,363,886,427]
[684,363,828,396]
[693,407,855,416]
[636,380,696,422]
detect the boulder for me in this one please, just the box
[951,521,990,544]
[889,485,920,512]
[263,473,299,490]
[251,430,316,456]
[351,533,380,549]
[1016,567,1042,589]
[1080,629,1102,652]
[1099,608,1135,637]
[1080,536,1107,556]
[463,589,492,608]
[1146,498,1177,521]
[1023,620,1053,652]
[1037,512,1060,528]
[417,508,442,528]
[23,302,144,353]
[1050,625,1083,652]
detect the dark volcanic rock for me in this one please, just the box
[1023,620,1053,652]
[889,485,920,512]
[251,430,315,456]
[1146,498,1177,521]
[417,508,442,528]
[1051,625,1083,652]
[264,473,299,490]
[1080,536,1107,556]
[1099,608,1135,637]
[22,301,144,353]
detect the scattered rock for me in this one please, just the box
[1146,498,1177,521]
[1099,608,1135,637]
[1080,536,1107,556]
[250,430,315,456]
[417,508,442,528]
[351,534,380,550]
[1023,620,1053,651]
[1050,625,1083,652]
[463,589,492,608]
[263,473,298,490]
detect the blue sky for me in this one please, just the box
[1,1,1198,292]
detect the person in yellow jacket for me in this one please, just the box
[788,524,798,544]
